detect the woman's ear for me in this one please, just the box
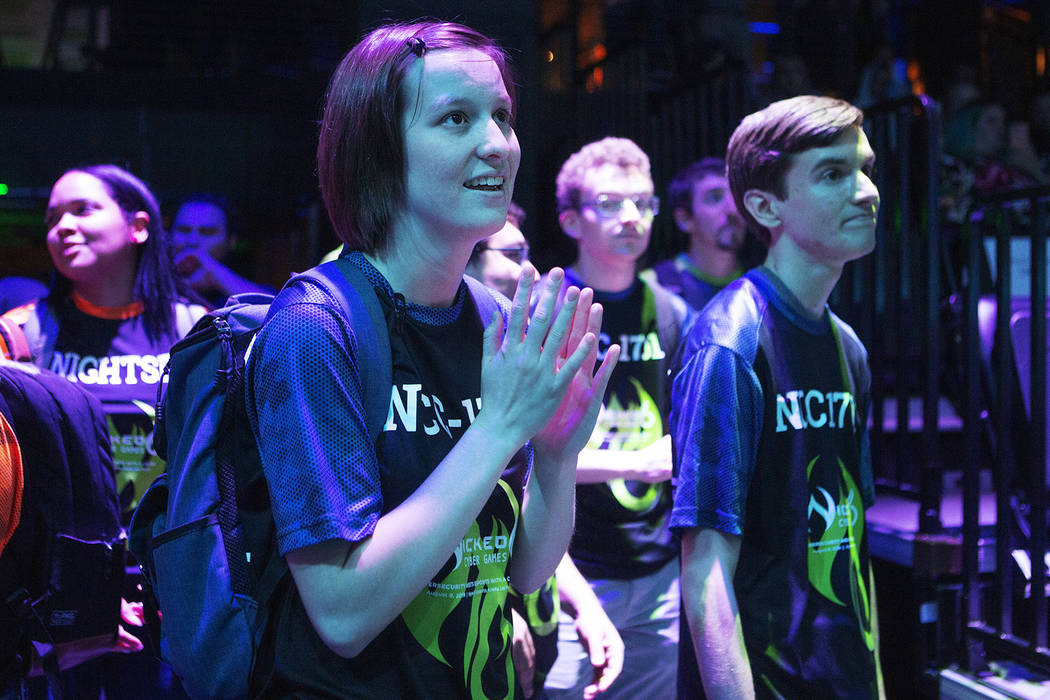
[558,209,581,240]
[742,189,781,231]
[129,211,150,244]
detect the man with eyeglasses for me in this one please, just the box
[544,137,690,700]
[466,201,532,300]
[467,202,626,700]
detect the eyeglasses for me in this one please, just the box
[475,242,530,264]
[581,193,660,218]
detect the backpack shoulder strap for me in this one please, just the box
[290,257,392,441]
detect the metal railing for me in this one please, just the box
[961,186,1050,672]
[833,95,946,534]
[569,41,753,261]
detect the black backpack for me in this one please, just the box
[0,361,125,692]
[128,258,500,699]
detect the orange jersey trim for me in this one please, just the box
[72,293,144,320]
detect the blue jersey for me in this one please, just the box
[648,253,740,312]
[669,267,878,699]
[249,253,528,699]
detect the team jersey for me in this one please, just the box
[1,295,204,511]
[648,253,740,312]
[248,253,528,699]
[669,266,878,699]
[565,270,677,580]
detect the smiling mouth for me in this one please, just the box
[464,175,505,192]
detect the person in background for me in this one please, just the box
[1029,89,1050,178]
[466,201,531,300]
[940,99,1046,231]
[0,164,203,698]
[670,95,884,698]
[853,44,912,109]
[647,157,748,312]
[544,136,689,700]
[171,193,272,307]
[466,204,624,699]
[0,165,205,516]
[943,99,1045,193]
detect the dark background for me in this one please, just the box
[1,0,1047,285]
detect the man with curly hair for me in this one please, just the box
[545,137,690,699]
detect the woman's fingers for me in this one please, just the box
[590,342,619,397]
[506,262,538,343]
[520,267,564,353]
[562,287,595,361]
[538,285,580,364]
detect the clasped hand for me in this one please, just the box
[480,264,618,459]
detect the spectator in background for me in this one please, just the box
[466,201,531,300]
[941,99,1046,225]
[854,44,912,109]
[647,157,749,312]
[466,205,625,699]
[1030,89,1050,178]
[544,136,689,700]
[767,53,813,104]
[0,164,203,699]
[941,64,981,124]
[0,165,206,516]
[670,94,883,699]
[171,193,272,307]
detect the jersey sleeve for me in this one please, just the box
[247,300,382,556]
[669,342,763,536]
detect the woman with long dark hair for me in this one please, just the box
[0,164,205,514]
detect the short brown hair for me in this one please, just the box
[667,157,726,214]
[317,21,515,254]
[726,95,863,247]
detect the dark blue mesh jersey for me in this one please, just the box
[669,266,877,699]
[248,252,529,699]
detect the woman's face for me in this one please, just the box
[45,171,146,287]
[397,47,520,248]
